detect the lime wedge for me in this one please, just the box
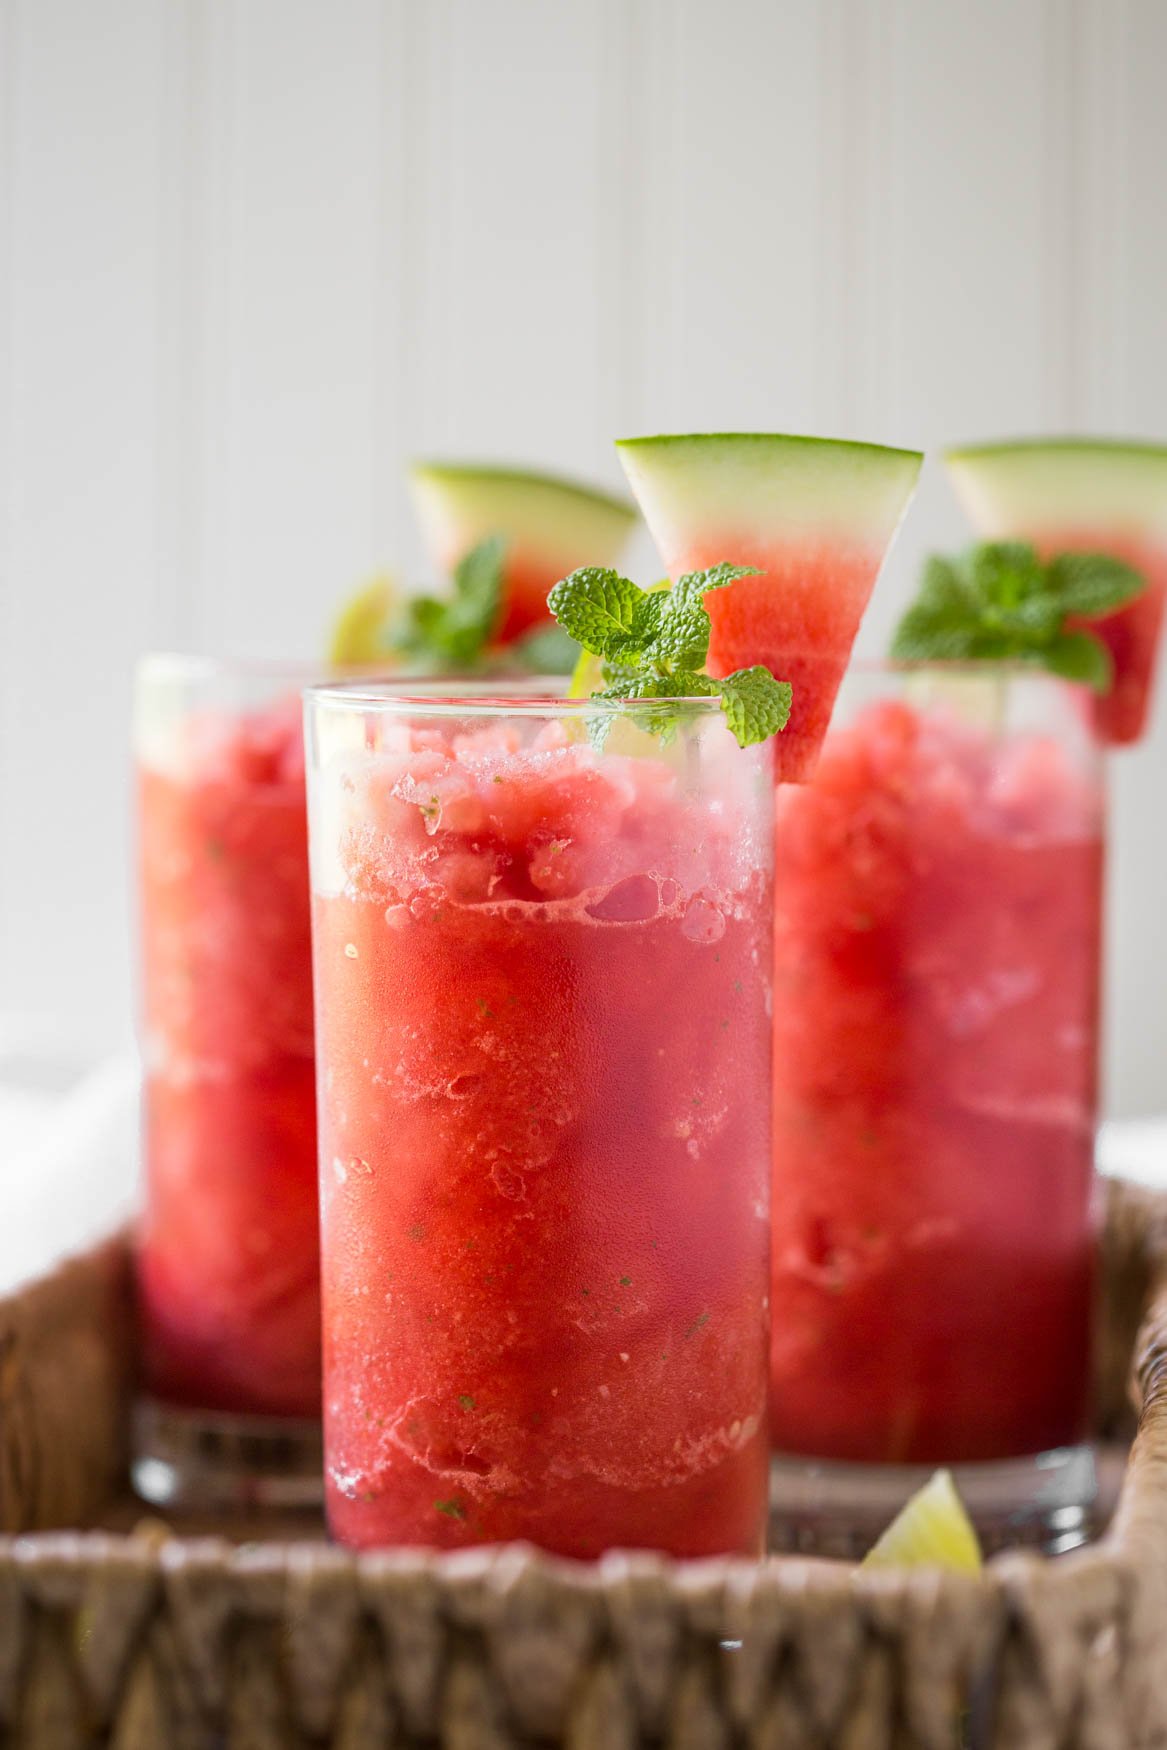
[329,574,399,667]
[862,1469,983,1573]
[568,647,605,699]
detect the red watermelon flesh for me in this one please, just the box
[616,435,923,782]
[1032,529,1164,744]
[409,462,638,648]
[946,441,1167,745]
[697,539,891,782]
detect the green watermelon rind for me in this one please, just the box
[409,461,637,570]
[615,433,923,545]
[947,436,1167,462]
[410,460,637,517]
[946,437,1167,538]
[617,430,924,465]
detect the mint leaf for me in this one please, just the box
[892,599,1002,663]
[914,553,982,617]
[547,569,659,658]
[968,541,1046,609]
[395,534,505,669]
[1045,552,1147,618]
[719,667,793,745]
[599,656,645,691]
[453,533,505,618]
[644,564,759,671]
[622,670,718,701]
[549,561,791,751]
[890,540,1148,693]
[1043,629,1112,691]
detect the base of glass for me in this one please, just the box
[131,1398,324,1513]
[769,1443,1098,1560]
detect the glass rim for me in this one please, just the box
[137,652,336,686]
[304,676,727,719]
[846,657,1090,687]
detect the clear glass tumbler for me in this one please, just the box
[305,683,775,1557]
[768,665,1105,1552]
[133,656,323,1509]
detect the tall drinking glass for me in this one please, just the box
[134,656,323,1507]
[768,666,1104,1550]
[306,684,775,1557]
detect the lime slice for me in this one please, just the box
[329,574,399,667]
[568,647,605,699]
[862,1469,983,1573]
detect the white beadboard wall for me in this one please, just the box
[0,0,1165,1112]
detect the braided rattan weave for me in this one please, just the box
[1,1177,1165,1748]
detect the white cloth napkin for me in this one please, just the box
[0,1053,139,1294]
[1097,1118,1167,1192]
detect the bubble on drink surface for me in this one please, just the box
[681,894,727,944]
[585,874,665,924]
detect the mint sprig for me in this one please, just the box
[548,564,792,748]
[891,541,1146,691]
[396,535,506,669]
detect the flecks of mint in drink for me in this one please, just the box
[547,564,792,748]
[891,541,1146,691]
[434,1497,466,1520]
[458,1394,476,1412]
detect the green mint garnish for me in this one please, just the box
[395,534,506,669]
[457,1394,476,1412]
[547,564,792,748]
[434,1497,466,1520]
[890,541,1146,691]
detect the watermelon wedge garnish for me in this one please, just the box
[615,433,923,780]
[408,462,638,647]
[945,438,1167,743]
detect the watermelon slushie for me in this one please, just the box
[136,661,321,1428]
[307,689,774,1557]
[769,670,1103,1466]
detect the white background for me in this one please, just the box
[0,0,1164,1113]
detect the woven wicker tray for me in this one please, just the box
[1,1177,1166,1748]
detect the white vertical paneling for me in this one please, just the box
[626,0,824,438]
[1,0,168,1053]
[1040,0,1078,430]
[196,0,384,657]
[633,0,685,439]
[0,0,14,1031]
[372,0,422,570]
[594,0,653,447]
[156,0,231,650]
[1120,0,1167,439]
[880,0,1054,444]
[2,0,1167,1110]
[1100,0,1167,1116]
[817,0,900,440]
[855,0,1060,662]
[1071,0,1131,430]
[403,0,617,499]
